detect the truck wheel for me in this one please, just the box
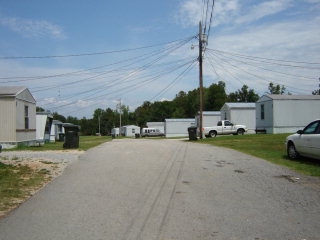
[237,129,244,135]
[209,131,217,138]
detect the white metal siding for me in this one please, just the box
[230,109,256,132]
[16,98,36,142]
[256,99,274,132]
[0,98,16,141]
[165,119,195,137]
[273,99,320,133]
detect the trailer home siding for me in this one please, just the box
[256,95,320,133]
[165,119,195,138]
[0,86,36,147]
[220,103,256,133]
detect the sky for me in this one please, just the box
[0,0,319,118]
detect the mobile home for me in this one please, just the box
[256,94,320,133]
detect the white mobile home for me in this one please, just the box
[196,111,221,128]
[256,94,320,134]
[120,125,140,137]
[165,118,195,138]
[52,120,65,141]
[36,112,54,142]
[0,86,36,148]
[146,122,165,134]
[220,103,256,133]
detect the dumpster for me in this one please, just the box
[188,126,198,141]
[63,123,80,149]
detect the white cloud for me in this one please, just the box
[236,0,293,24]
[175,0,239,27]
[0,16,66,39]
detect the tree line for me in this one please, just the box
[37,82,318,135]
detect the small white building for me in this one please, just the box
[220,103,256,133]
[120,125,140,137]
[146,122,165,134]
[0,86,37,148]
[165,118,195,138]
[256,94,320,133]
[111,127,120,137]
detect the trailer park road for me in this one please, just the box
[0,138,320,240]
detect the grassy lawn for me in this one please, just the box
[199,134,320,177]
[11,135,112,151]
[0,162,49,214]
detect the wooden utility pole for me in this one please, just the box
[199,21,204,139]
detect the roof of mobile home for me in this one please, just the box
[0,86,27,96]
[222,102,256,108]
[260,94,320,101]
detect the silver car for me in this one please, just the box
[286,119,320,160]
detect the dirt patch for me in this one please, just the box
[0,158,68,219]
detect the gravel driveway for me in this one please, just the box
[0,139,319,240]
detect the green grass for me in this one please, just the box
[0,162,47,212]
[10,135,112,152]
[199,134,320,176]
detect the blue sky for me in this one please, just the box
[0,0,319,118]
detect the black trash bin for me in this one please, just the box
[188,126,198,141]
[58,133,65,142]
[63,123,80,149]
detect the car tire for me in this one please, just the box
[287,142,299,160]
[209,131,217,138]
[237,129,244,135]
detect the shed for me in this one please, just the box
[256,94,320,133]
[165,118,195,138]
[220,102,256,133]
[36,112,54,142]
[120,125,140,137]
[0,86,37,148]
[111,127,120,137]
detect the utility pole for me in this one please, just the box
[119,99,122,134]
[199,21,205,139]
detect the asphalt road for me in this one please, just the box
[0,138,320,240]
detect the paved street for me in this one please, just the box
[0,138,320,240]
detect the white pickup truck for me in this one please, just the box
[203,120,247,138]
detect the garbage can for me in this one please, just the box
[188,126,198,141]
[63,123,80,149]
[58,133,65,142]
[0,144,2,153]
[135,133,140,138]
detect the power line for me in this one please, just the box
[0,36,197,60]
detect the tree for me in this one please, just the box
[228,85,259,102]
[205,81,227,110]
[52,112,66,123]
[268,82,286,95]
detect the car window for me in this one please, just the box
[224,121,232,126]
[303,121,320,134]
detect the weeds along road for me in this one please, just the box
[0,138,320,240]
